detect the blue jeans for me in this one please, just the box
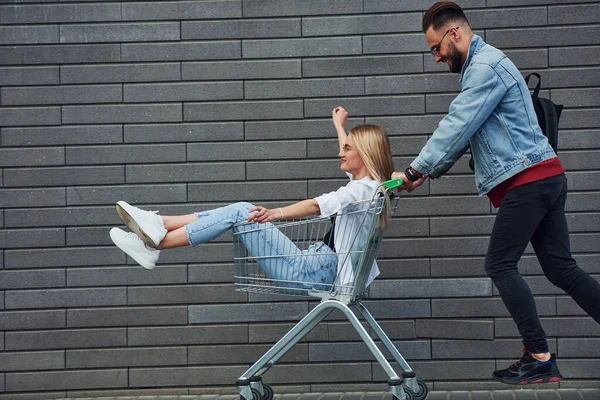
[185,202,337,291]
[485,174,600,353]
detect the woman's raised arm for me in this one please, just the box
[332,106,348,153]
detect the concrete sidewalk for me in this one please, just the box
[44,389,600,400]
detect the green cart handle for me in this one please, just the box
[382,178,404,190]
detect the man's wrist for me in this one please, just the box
[404,167,424,182]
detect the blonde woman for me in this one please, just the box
[110,107,395,290]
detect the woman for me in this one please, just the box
[110,107,395,291]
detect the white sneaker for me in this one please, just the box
[110,227,160,270]
[115,200,167,248]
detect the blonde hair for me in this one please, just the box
[347,124,395,229]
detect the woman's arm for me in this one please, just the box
[247,199,320,224]
[332,106,348,152]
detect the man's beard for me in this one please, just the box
[444,41,464,73]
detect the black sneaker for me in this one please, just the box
[493,347,563,385]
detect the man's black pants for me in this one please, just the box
[485,173,600,353]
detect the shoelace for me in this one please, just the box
[510,346,530,368]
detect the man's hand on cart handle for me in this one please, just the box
[391,171,427,193]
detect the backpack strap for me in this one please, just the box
[524,72,541,99]
[538,97,563,152]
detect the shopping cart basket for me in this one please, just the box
[233,179,427,400]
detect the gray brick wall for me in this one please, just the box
[0,0,598,398]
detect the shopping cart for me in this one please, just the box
[233,179,428,400]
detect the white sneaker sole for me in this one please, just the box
[115,201,158,248]
[109,229,155,270]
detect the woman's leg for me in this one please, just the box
[162,214,197,232]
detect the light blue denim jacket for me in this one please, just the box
[411,34,556,195]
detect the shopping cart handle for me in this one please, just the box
[383,178,403,190]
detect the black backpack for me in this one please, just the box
[468,73,563,171]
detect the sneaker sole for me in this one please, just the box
[493,374,562,385]
[115,202,158,248]
[109,229,155,270]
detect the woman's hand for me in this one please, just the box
[332,106,348,128]
[247,206,280,224]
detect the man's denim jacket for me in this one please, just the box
[411,34,556,195]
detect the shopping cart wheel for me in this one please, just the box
[240,387,262,400]
[393,388,415,400]
[261,383,274,400]
[413,380,428,400]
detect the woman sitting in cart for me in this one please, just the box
[109,107,397,291]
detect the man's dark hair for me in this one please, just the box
[422,2,469,33]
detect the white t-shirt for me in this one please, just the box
[314,173,381,288]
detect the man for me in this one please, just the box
[393,1,600,385]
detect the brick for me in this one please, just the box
[303,13,422,36]
[0,44,120,65]
[359,299,431,319]
[66,144,186,165]
[129,365,248,387]
[4,166,124,187]
[367,115,443,135]
[185,100,303,122]
[0,66,58,85]
[243,37,362,58]
[430,215,495,236]
[67,265,187,287]
[432,339,538,359]
[67,306,188,327]
[4,205,119,228]
[303,55,423,78]
[189,343,307,364]
[5,247,125,268]
[559,338,600,357]
[416,319,494,340]
[366,74,461,95]
[0,188,65,208]
[247,160,341,180]
[560,150,600,170]
[243,0,362,17]
[188,140,306,161]
[1,125,122,146]
[128,325,248,346]
[370,278,491,299]
[188,263,235,283]
[249,322,328,343]
[557,297,596,316]
[552,88,600,107]
[373,360,494,381]
[66,347,187,368]
[0,106,60,127]
[0,3,121,24]
[549,4,600,24]
[0,269,64,289]
[561,109,600,130]
[183,18,300,40]
[188,181,306,202]
[376,258,430,279]
[5,328,126,350]
[124,122,243,143]
[122,41,240,62]
[308,340,430,361]
[488,26,600,49]
[61,62,180,84]
[5,287,126,309]
[189,302,308,324]
[245,118,364,140]
[496,317,600,337]
[246,77,363,99]
[567,192,600,212]
[122,0,241,20]
[0,351,64,371]
[6,369,128,391]
[126,162,245,183]
[0,147,63,167]
[364,0,484,12]
[142,241,232,264]
[0,228,64,248]
[567,212,600,233]
[125,81,243,102]
[556,359,600,379]
[305,95,425,117]
[378,236,490,258]
[363,33,427,54]
[571,233,600,253]
[66,184,187,205]
[183,60,300,80]
[128,284,246,305]
[431,257,488,277]
[62,104,182,124]
[0,25,58,45]
[466,7,547,29]
[0,310,65,331]
[426,93,458,113]
[432,297,556,317]
[60,22,179,43]
[1,84,122,105]
[550,46,600,67]
[270,363,373,384]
